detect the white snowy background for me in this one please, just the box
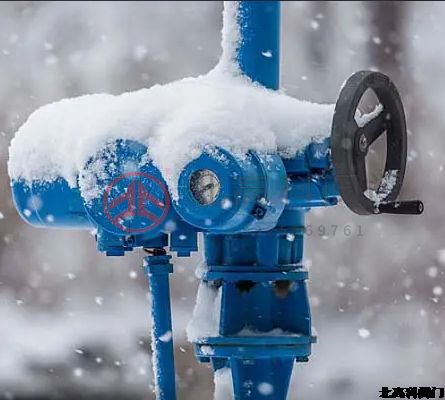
[0,1,444,399]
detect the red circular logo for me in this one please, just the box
[103,172,171,234]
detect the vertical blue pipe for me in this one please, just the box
[231,358,294,400]
[232,2,304,399]
[144,255,176,400]
[237,1,281,89]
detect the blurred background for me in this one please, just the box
[0,1,444,399]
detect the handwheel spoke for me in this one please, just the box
[356,153,367,190]
[357,111,387,147]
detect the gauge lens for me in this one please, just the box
[189,169,220,205]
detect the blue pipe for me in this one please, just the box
[143,4,282,399]
[208,2,309,399]
[143,255,176,400]
[237,1,280,89]
[231,358,294,400]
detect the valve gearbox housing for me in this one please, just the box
[173,147,288,233]
[11,141,289,237]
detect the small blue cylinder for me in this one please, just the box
[11,179,92,229]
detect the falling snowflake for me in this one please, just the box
[258,382,274,396]
[95,296,104,305]
[129,270,138,279]
[73,368,83,378]
[427,266,438,278]
[358,328,370,339]
[159,330,172,343]
[432,286,443,297]
[286,233,295,242]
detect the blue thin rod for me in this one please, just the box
[144,256,176,400]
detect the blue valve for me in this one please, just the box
[8,1,422,399]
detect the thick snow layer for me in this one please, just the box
[7,1,333,200]
[186,282,221,341]
[214,367,234,400]
[8,73,333,199]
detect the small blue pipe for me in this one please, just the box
[144,255,176,400]
[237,1,280,89]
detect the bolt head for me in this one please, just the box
[359,134,368,152]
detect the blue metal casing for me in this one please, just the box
[11,139,199,257]
[12,178,92,229]
[81,139,177,238]
[174,147,287,233]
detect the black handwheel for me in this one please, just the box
[331,70,415,215]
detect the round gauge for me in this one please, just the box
[189,169,221,205]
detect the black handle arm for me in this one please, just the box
[377,200,424,215]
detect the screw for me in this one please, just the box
[252,205,266,220]
[359,134,368,153]
[124,235,135,246]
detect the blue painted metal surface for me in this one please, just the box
[237,1,280,89]
[194,209,317,399]
[83,139,177,239]
[174,147,287,233]
[11,139,199,257]
[12,178,92,229]
[143,254,176,400]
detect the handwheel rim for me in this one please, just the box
[331,70,407,215]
